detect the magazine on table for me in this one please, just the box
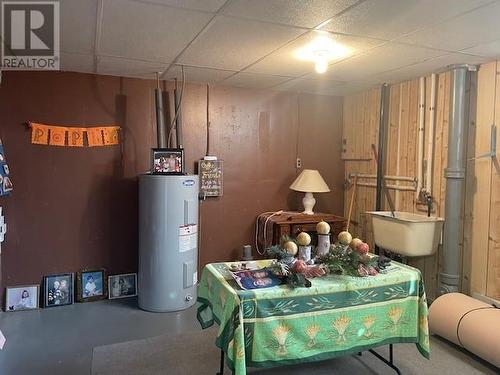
[231,268,283,290]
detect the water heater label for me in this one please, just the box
[179,224,197,252]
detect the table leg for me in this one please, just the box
[368,344,402,375]
[217,349,224,375]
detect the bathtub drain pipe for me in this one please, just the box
[439,65,476,295]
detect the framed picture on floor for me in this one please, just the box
[151,148,184,175]
[44,273,74,308]
[76,269,107,302]
[5,285,39,312]
[108,273,137,299]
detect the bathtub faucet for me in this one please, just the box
[418,189,433,217]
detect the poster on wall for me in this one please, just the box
[0,137,13,196]
[199,159,223,197]
[29,122,120,147]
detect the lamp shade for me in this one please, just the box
[289,169,330,193]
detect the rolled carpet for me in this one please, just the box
[429,292,500,368]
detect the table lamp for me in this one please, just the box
[289,169,330,215]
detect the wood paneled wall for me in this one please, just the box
[0,71,345,305]
[464,61,500,301]
[342,73,451,300]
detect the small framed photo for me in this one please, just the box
[108,273,137,299]
[44,273,74,308]
[76,269,107,302]
[151,148,184,174]
[5,285,39,312]
[3,176,12,192]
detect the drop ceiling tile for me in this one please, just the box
[178,15,305,70]
[222,0,359,28]
[134,0,227,12]
[245,31,384,77]
[321,0,492,40]
[60,52,95,74]
[398,1,500,51]
[164,65,236,83]
[320,43,445,81]
[60,0,97,54]
[273,77,374,96]
[222,72,291,89]
[461,40,500,58]
[99,0,212,63]
[96,56,168,79]
[273,77,344,92]
[365,53,490,85]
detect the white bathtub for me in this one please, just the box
[367,211,444,257]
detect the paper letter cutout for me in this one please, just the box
[30,123,49,145]
[102,126,119,145]
[68,128,84,147]
[49,127,67,146]
[87,128,104,147]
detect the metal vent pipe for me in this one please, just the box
[439,65,476,295]
[174,80,183,149]
[155,72,166,148]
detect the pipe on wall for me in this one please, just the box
[439,65,475,295]
[425,73,437,195]
[416,77,425,199]
[155,73,166,148]
[375,83,390,211]
[174,80,183,149]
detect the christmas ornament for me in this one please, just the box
[283,240,298,256]
[316,221,330,235]
[337,231,352,245]
[296,232,311,246]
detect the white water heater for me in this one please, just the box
[138,174,199,312]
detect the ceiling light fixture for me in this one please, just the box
[294,34,351,74]
[314,51,329,74]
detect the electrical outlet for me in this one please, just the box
[296,157,302,169]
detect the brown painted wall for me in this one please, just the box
[0,71,344,300]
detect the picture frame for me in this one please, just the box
[76,269,107,302]
[108,273,138,299]
[151,148,184,175]
[44,273,74,308]
[5,285,40,312]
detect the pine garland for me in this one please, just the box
[320,243,379,277]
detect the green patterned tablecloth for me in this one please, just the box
[197,259,430,375]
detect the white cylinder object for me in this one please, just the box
[316,234,330,257]
[298,245,312,262]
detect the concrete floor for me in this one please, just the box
[0,298,200,375]
[0,298,497,375]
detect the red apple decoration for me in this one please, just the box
[350,238,363,250]
[356,242,369,255]
[293,259,308,273]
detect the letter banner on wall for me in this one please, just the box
[28,122,120,147]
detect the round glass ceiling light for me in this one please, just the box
[294,33,351,74]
